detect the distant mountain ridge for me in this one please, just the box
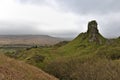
[0,35,68,46]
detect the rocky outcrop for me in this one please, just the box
[87,20,99,35]
[87,20,104,44]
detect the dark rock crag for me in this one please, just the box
[86,20,105,44]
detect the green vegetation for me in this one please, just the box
[45,57,120,80]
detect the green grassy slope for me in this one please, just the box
[58,32,106,56]
[44,36,120,80]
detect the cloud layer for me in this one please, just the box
[0,0,119,38]
[56,0,120,14]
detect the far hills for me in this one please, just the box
[0,35,70,47]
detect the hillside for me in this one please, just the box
[44,20,120,80]
[58,20,106,55]
[0,54,58,80]
[2,20,120,80]
[0,35,67,47]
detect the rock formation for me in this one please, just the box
[87,20,99,34]
[87,20,104,44]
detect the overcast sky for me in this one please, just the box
[0,0,120,38]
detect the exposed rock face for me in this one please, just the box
[87,20,99,34]
[87,20,102,43]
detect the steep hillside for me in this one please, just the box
[0,54,58,80]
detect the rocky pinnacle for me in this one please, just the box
[87,20,103,44]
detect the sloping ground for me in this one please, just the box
[0,54,58,80]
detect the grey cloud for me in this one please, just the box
[99,20,120,38]
[19,0,46,3]
[0,21,77,38]
[17,0,47,4]
[1,0,120,38]
[55,0,120,38]
[49,31,79,38]
[18,0,120,14]
[56,0,120,14]
[0,21,39,35]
